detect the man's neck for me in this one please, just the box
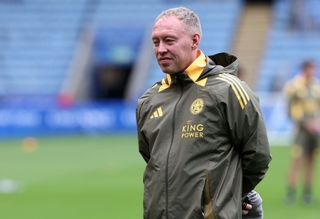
[182,50,201,73]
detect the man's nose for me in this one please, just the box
[158,41,167,53]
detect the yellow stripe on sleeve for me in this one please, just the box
[220,74,249,105]
[220,74,250,102]
[217,77,245,109]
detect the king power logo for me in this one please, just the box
[181,120,204,139]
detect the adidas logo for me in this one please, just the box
[150,107,163,119]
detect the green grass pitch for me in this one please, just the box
[0,135,319,219]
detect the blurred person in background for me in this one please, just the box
[285,60,320,204]
[136,7,271,219]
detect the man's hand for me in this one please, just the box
[242,202,252,215]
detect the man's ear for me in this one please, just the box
[191,33,201,50]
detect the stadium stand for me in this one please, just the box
[6,0,316,139]
[257,0,320,92]
[0,0,242,96]
[0,0,87,95]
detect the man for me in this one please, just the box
[285,61,320,204]
[136,7,271,219]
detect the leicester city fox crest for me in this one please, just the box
[190,98,204,115]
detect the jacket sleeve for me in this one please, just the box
[218,80,272,196]
[136,98,150,163]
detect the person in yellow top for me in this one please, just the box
[285,61,320,204]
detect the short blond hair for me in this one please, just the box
[155,7,202,37]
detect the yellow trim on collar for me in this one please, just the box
[196,77,208,87]
[185,50,207,85]
[158,74,172,92]
[158,50,207,92]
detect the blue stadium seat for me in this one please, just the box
[0,0,243,96]
[0,0,87,95]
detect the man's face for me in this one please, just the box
[151,16,199,74]
[304,65,316,80]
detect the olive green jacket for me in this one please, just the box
[136,53,271,219]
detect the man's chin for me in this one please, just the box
[161,69,172,74]
[159,63,185,74]
[161,67,180,74]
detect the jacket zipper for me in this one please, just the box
[165,83,184,219]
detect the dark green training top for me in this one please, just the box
[136,52,272,219]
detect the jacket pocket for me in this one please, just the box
[201,175,215,219]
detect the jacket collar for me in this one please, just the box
[185,50,207,83]
[158,50,207,92]
[158,51,239,92]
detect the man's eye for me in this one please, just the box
[166,39,175,44]
[153,41,159,46]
